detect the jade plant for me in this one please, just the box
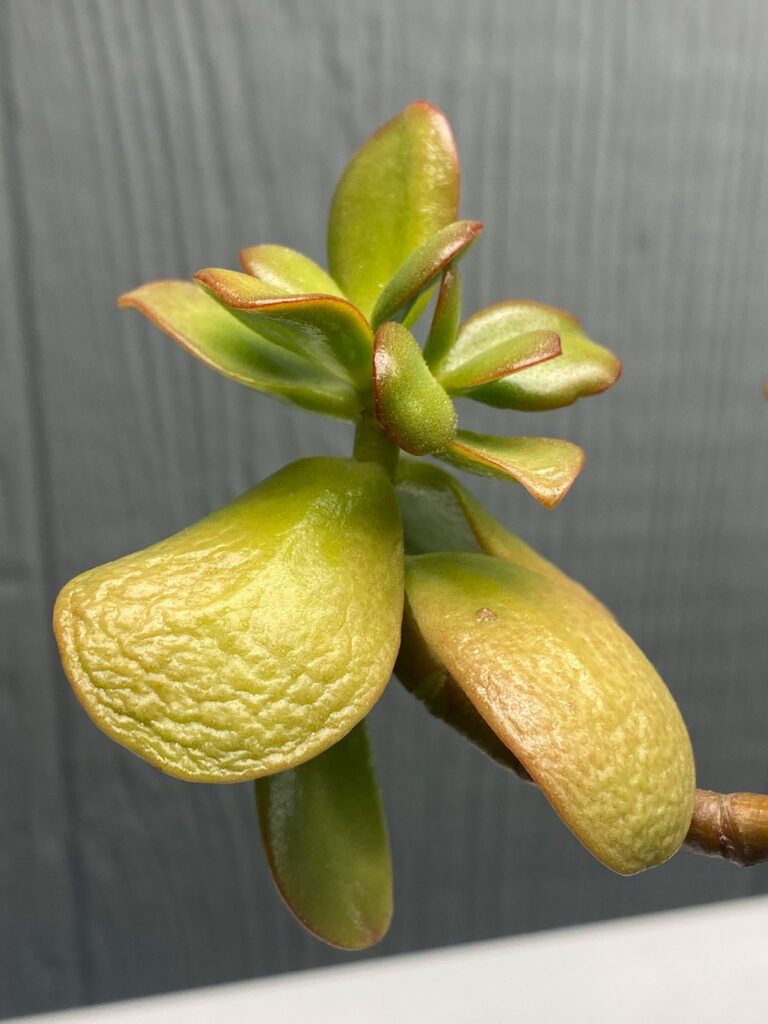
[54,102,768,950]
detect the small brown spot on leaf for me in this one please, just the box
[475,607,498,622]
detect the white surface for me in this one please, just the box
[13,895,768,1023]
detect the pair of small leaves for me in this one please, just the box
[432,297,622,411]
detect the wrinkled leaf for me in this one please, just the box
[443,301,622,410]
[239,244,345,298]
[195,268,373,391]
[370,220,482,331]
[437,330,561,392]
[405,552,696,874]
[373,322,456,455]
[256,721,392,950]
[438,429,584,508]
[423,266,462,370]
[328,101,460,319]
[54,458,404,782]
[118,280,360,419]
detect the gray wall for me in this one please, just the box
[2,0,767,1017]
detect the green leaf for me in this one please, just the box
[256,721,392,950]
[396,459,609,612]
[328,101,460,319]
[438,429,584,508]
[437,330,561,392]
[395,459,482,556]
[423,266,462,370]
[239,244,345,298]
[373,322,457,455]
[118,280,360,419]
[443,301,622,410]
[54,458,404,782]
[370,220,482,331]
[404,553,696,875]
[194,268,373,392]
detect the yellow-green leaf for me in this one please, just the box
[373,322,457,455]
[256,721,392,950]
[444,301,622,410]
[54,458,404,782]
[239,244,345,298]
[328,101,460,319]
[195,268,373,392]
[423,266,462,370]
[118,280,360,419]
[404,553,696,874]
[437,330,561,392]
[370,220,482,331]
[438,430,584,508]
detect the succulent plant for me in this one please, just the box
[53,102,767,951]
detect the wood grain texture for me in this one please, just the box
[2,0,767,1016]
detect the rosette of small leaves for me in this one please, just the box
[53,103,766,952]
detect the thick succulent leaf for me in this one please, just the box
[328,101,460,319]
[239,244,345,298]
[373,322,457,455]
[256,721,392,950]
[423,266,462,369]
[437,330,561,393]
[393,458,597,774]
[370,220,482,331]
[54,458,404,782]
[404,553,696,874]
[394,459,606,612]
[441,301,621,410]
[395,588,530,778]
[438,429,584,508]
[195,268,373,392]
[118,281,360,419]
[395,459,482,556]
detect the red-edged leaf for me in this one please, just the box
[328,102,460,318]
[239,244,345,298]
[445,301,621,410]
[370,220,482,331]
[118,280,360,419]
[194,267,373,391]
[436,329,561,392]
[373,322,456,456]
[438,429,584,508]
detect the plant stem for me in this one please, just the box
[353,414,399,480]
[684,789,768,866]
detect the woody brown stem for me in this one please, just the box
[684,789,768,866]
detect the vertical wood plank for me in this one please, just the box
[0,12,83,1014]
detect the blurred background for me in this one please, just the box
[1,0,767,1017]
